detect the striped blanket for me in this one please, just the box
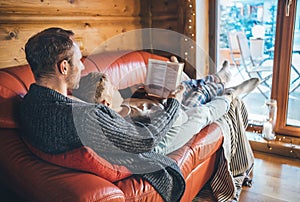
[207,97,254,201]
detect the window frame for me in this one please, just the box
[210,0,300,138]
[274,0,300,137]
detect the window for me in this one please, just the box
[275,0,300,137]
[212,0,300,138]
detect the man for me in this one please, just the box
[19,27,185,202]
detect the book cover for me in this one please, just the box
[144,58,184,98]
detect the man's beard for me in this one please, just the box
[72,76,81,89]
[66,69,81,90]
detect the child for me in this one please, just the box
[73,59,258,115]
[73,59,260,154]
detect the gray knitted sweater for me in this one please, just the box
[19,84,185,202]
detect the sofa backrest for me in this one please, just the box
[82,50,168,89]
[0,50,168,129]
[0,64,35,128]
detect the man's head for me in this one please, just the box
[25,27,84,90]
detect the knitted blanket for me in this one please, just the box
[212,97,254,201]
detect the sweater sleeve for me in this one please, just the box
[75,98,180,154]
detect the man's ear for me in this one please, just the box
[58,60,69,75]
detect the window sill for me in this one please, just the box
[246,132,300,159]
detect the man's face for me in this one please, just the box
[67,42,85,90]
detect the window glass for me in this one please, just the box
[218,0,278,125]
[287,2,300,127]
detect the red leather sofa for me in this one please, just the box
[0,50,224,202]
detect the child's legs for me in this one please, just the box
[181,77,225,108]
[201,74,219,83]
[153,98,229,155]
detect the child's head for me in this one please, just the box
[73,72,116,107]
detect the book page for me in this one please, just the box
[145,58,184,98]
[145,59,167,89]
[165,62,181,91]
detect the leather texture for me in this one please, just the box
[25,142,133,182]
[0,51,223,202]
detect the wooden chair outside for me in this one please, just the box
[236,31,300,97]
[236,31,273,99]
[227,31,243,70]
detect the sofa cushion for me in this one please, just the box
[0,95,21,129]
[0,129,126,202]
[83,51,169,89]
[24,142,132,182]
[0,65,34,129]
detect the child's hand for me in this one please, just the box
[168,84,185,103]
[170,56,179,63]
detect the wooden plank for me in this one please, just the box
[151,19,178,30]
[240,151,300,202]
[247,132,300,159]
[150,0,178,15]
[0,22,143,69]
[0,0,141,17]
[194,151,300,201]
[0,0,187,69]
[0,16,141,24]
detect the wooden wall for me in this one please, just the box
[0,0,144,68]
[0,0,198,78]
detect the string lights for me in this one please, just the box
[184,0,195,61]
[248,124,300,159]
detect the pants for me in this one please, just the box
[153,75,230,155]
[181,75,225,108]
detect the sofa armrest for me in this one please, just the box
[0,129,125,202]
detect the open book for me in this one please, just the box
[144,58,185,98]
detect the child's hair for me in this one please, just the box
[72,72,108,103]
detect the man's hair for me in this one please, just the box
[72,72,108,103]
[25,27,75,80]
